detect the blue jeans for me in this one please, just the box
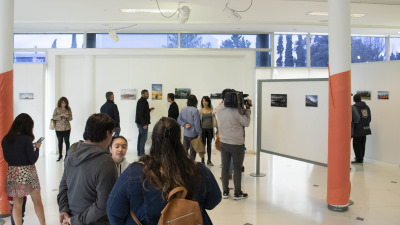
[137,124,148,156]
[10,199,27,225]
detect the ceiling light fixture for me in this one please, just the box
[224,0,253,22]
[307,11,366,18]
[154,0,191,24]
[107,24,138,43]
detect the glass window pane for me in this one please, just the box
[390,37,400,61]
[274,34,308,67]
[93,33,178,48]
[14,34,83,48]
[180,34,269,48]
[256,51,271,67]
[14,51,46,63]
[351,36,387,63]
[310,35,329,67]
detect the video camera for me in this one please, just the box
[224,90,252,114]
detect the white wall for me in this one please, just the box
[13,63,45,154]
[45,49,255,156]
[351,60,400,165]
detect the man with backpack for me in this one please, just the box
[351,94,372,164]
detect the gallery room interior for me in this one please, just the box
[1,0,400,224]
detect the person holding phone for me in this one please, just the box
[1,113,46,225]
[53,97,73,161]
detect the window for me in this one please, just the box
[274,34,308,67]
[14,34,83,48]
[256,51,271,67]
[88,33,178,48]
[14,51,46,63]
[390,37,400,61]
[180,34,269,49]
[351,36,387,63]
[310,35,329,67]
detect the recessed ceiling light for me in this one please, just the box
[121,9,176,13]
[307,11,366,18]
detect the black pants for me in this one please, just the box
[56,130,71,159]
[353,135,366,162]
[183,136,197,161]
[202,128,213,162]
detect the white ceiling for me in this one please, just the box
[14,0,400,35]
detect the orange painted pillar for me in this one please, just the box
[0,0,14,216]
[327,0,352,212]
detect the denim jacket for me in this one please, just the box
[106,162,221,225]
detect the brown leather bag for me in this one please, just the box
[215,131,221,151]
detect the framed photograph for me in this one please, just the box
[152,84,162,100]
[210,90,222,99]
[121,89,136,100]
[19,93,34,100]
[175,88,191,99]
[377,91,389,100]
[271,94,287,107]
[305,95,318,107]
[356,90,371,100]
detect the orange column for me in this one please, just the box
[327,0,352,212]
[0,0,14,215]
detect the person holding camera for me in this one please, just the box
[215,89,251,200]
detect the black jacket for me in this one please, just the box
[168,101,179,120]
[353,101,372,137]
[100,100,120,128]
[135,97,151,126]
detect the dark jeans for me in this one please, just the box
[202,128,213,162]
[113,127,121,137]
[137,124,148,156]
[183,136,197,161]
[56,130,70,159]
[10,199,27,225]
[353,135,367,162]
[221,142,245,194]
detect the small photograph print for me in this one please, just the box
[121,89,136,100]
[19,93,34,100]
[210,91,222,99]
[377,91,389,100]
[175,88,191,99]
[356,90,371,100]
[152,84,162,100]
[271,94,287,107]
[305,95,318,107]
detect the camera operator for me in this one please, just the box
[215,89,251,200]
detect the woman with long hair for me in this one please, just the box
[200,96,217,166]
[53,96,73,161]
[106,117,221,225]
[2,113,46,225]
[108,136,129,177]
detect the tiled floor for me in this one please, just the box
[1,149,399,225]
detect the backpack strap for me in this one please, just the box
[130,210,143,225]
[167,187,188,201]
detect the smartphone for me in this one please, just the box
[36,137,45,143]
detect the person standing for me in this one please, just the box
[100,91,120,136]
[135,89,154,156]
[352,93,372,164]
[57,113,117,225]
[53,97,73,161]
[199,96,216,166]
[178,95,202,161]
[167,93,179,120]
[2,113,46,225]
[215,89,251,200]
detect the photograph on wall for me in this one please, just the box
[356,90,371,100]
[152,84,162,100]
[377,91,389,100]
[271,94,287,107]
[175,88,191,99]
[210,89,222,99]
[305,95,318,107]
[121,89,136,100]
[19,93,34,100]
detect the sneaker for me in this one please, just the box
[207,161,214,166]
[223,191,229,199]
[233,191,248,200]
[351,161,363,164]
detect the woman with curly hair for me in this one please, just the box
[52,96,73,161]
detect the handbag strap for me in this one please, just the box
[130,210,143,225]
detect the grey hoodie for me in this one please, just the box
[57,141,117,225]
